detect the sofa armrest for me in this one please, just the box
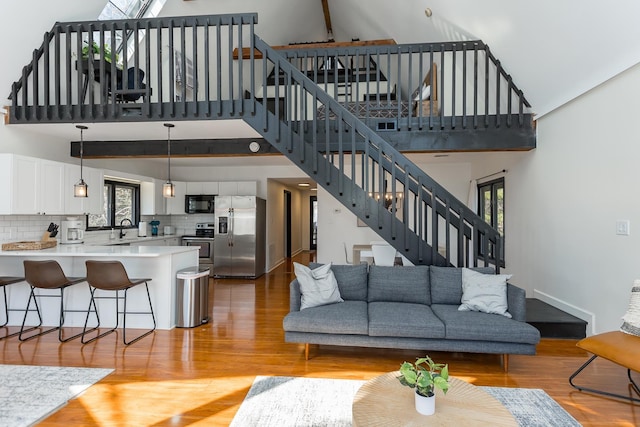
[289,279,302,312]
[507,282,527,322]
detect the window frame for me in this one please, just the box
[87,179,141,231]
[476,177,505,267]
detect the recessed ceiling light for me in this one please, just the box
[298,183,310,187]
[310,188,317,191]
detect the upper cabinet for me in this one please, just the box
[218,181,257,196]
[141,179,167,215]
[166,181,187,215]
[186,181,219,195]
[0,154,66,215]
[64,164,104,215]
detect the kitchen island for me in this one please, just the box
[0,245,199,330]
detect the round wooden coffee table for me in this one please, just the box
[352,372,517,426]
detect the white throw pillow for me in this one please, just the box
[294,262,343,310]
[621,280,640,336]
[413,84,431,102]
[458,268,513,318]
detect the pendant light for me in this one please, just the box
[74,125,88,198]
[163,123,175,198]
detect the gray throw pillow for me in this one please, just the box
[458,268,513,318]
[294,262,344,310]
[621,280,640,336]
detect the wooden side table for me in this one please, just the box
[352,372,517,426]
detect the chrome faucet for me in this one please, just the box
[119,218,133,239]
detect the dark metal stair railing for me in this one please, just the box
[243,35,502,269]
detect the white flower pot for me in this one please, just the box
[415,391,435,415]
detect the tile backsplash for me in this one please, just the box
[0,213,215,243]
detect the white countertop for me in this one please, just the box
[0,244,197,257]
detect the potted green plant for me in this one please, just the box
[81,41,118,65]
[398,356,450,415]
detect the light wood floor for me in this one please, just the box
[1,251,638,426]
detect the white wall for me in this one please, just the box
[506,63,640,334]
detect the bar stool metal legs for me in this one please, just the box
[19,260,90,342]
[0,276,25,340]
[82,261,156,345]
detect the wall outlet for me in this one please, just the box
[616,220,630,236]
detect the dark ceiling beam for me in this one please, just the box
[70,138,278,158]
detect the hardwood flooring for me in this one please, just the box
[0,251,638,426]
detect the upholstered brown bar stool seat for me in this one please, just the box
[0,276,25,339]
[20,260,88,342]
[82,260,156,345]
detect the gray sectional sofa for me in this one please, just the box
[283,263,541,370]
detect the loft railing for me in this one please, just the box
[244,35,502,269]
[9,13,258,122]
[258,41,531,132]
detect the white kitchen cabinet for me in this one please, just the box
[0,154,64,215]
[186,181,218,195]
[218,181,257,196]
[164,237,181,246]
[237,181,258,196]
[64,164,104,215]
[39,160,66,215]
[217,181,237,196]
[12,155,39,214]
[141,179,166,215]
[166,181,187,215]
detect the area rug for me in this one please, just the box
[0,364,113,427]
[229,376,581,427]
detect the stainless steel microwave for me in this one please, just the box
[185,195,215,214]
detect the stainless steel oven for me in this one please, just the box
[181,223,214,276]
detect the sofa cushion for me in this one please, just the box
[310,263,368,301]
[459,268,513,318]
[294,262,344,310]
[430,266,494,305]
[368,301,445,338]
[283,300,368,335]
[431,304,540,344]
[368,265,430,304]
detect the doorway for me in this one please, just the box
[310,195,317,250]
[284,190,292,258]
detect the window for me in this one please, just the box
[477,178,505,265]
[88,179,140,230]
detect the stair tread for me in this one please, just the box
[526,298,587,324]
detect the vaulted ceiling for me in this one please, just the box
[2,0,640,166]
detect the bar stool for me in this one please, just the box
[82,260,156,345]
[0,276,25,339]
[19,260,88,342]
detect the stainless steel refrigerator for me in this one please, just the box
[213,196,266,278]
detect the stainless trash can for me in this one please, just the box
[175,266,211,327]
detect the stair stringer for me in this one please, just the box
[243,101,447,266]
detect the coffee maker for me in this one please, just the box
[60,217,84,244]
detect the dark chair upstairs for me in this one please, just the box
[82,260,156,345]
[114,67,150,102]
[19,260,88,342]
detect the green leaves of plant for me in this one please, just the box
[397,356,450,396]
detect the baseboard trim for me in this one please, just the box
[533,289,595,335]
[268,258,285,273]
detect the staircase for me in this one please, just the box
[6,13,537,270]
[526,299,587,339]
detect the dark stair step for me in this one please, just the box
[526,298,587,339]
